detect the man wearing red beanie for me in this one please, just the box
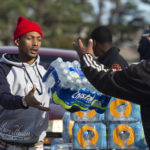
[0,16,51,150]
[14,16,43,41]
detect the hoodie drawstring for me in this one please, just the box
[23,63,43,95]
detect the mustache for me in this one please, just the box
[30,47,38,50]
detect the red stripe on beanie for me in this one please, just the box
[13,16,43,41]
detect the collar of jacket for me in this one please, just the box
[97,47,120,62]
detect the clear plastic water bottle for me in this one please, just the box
[62,69,69,75]
[83,129,95,148]
[61,75,72,89]
[59,62,66,70]
[47,74,55,88]
[51,57,63,67]
[66,61,73,68]
[116,103,127,121]
[50,58,101,92]
[118,130,130,148]
[72,60,80,66]
[44,73,55,90]
[75,78,82,90]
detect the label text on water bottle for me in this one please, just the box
[72,92,95,102]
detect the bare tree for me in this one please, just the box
[96,0,104,25]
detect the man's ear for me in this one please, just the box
[93,40,96,47]
[14,38,20,46]
[93,40,97,49]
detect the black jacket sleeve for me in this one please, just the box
[81,54,150,106]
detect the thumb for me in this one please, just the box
[29,85,36,96]
[87,39,93,51]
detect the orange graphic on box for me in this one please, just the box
[110,99,132,118]
[113,124,135,147]
[77,125,99,148]
[75,110,97,118]
[68,120,74,138]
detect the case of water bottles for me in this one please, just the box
[43,57,110,113]
[105,97,142,122]
[73,121,106,149]
[50,57,96,91]
[108,122,147,149]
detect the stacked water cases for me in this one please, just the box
[105,97,148,150]
[72,110,106,149]
[50,110,106,150]
[50,98,148,150]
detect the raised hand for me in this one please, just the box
[72,39,94,58]
[24,85,50,111]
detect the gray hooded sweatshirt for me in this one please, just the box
[0,53,51,144]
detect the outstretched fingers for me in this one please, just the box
[72,41,79,51]
[72,39,94,58]
[72,41,81,56]
[72,39,85,57]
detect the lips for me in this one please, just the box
[30,48,38,54]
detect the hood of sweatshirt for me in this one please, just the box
[1,53,44,96]
[1,53,40,67]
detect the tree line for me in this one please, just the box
[0,0,149,49]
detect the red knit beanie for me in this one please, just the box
[14,16,43,41]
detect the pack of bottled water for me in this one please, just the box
[72,121,107,149]
[50,57,99,92]
[43,57,110,113]
[108,122,148,149]
[105,97,142,122]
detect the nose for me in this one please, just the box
[33,39,38,46]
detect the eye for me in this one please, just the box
[26,37,32,40]
[38,38,42,42]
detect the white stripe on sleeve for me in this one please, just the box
[83,54,108,72]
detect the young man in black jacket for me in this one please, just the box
[73,39,150,148]
[90,26,128,69]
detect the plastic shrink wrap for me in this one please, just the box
[43,57,110,113]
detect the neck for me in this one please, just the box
[102,43,112,52]
[96,42,112,58]
[19,54,36,65]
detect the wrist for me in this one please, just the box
[22,97,28,108]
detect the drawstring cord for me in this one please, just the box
[22,62,43,95]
